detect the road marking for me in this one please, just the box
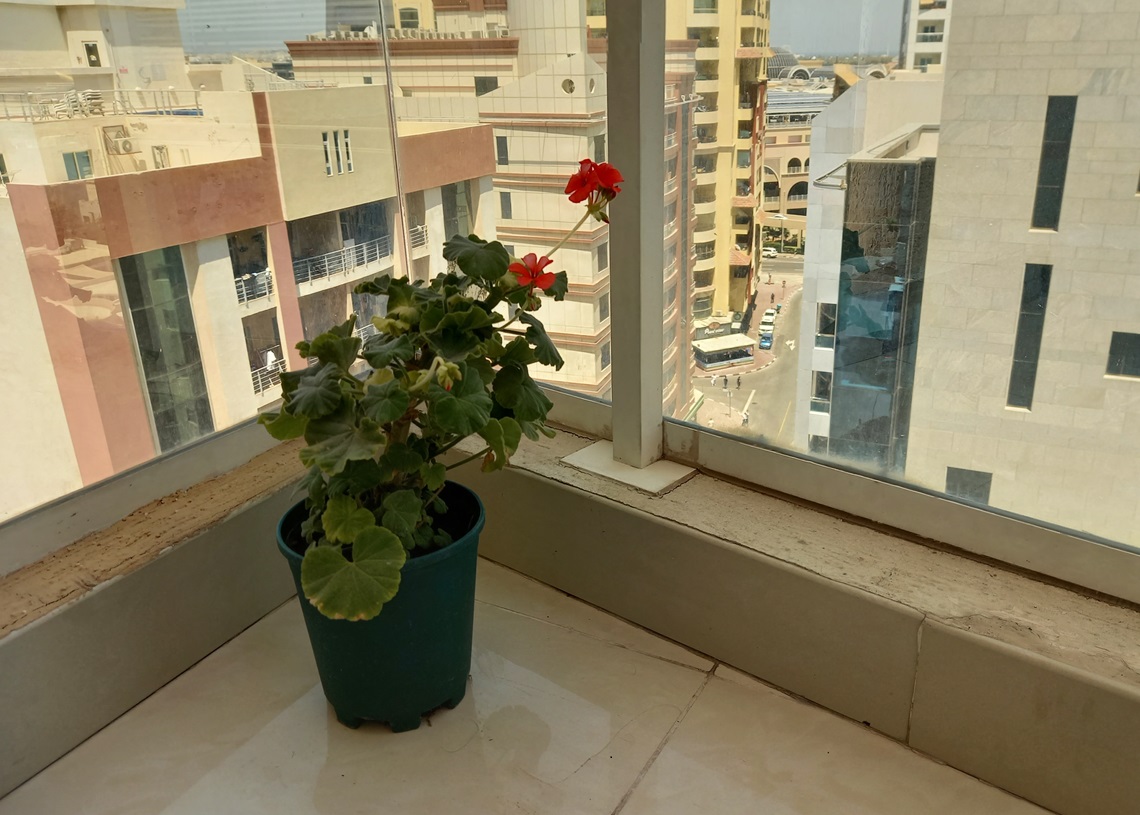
[777,399,793,440]
[785,340,796,350]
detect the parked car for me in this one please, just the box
[759,333,773,350]
[759,308,777,331]
[762,246,778,258]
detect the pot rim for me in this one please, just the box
[276,480,485,575]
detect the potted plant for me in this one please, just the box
[258,158,623,731]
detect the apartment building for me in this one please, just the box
[0,3,497,522]
[898,0,951,73]
[794,73,944,465]
[801,1,1140,544]
[760,83,830,248]
[290,0,698,412]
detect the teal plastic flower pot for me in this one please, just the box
[277,481,485,732]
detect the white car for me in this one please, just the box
[762,247,778,259]
[759,309,777,330]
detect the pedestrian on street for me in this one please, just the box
[782,279,787,290]
[770,292,775,304]
[710,375,716,389]
[742,411,749,427]
[736,375,741,389]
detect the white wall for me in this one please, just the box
[0,198,83,521]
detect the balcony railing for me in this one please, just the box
[787,193,808,202]
[250,347,284,395]
[234,271,274,305]
[917,32,944,42]
[764,195,781,204]
[353,321,380,342]
[409,224,428,249]
[664,132,677,148]
[665,176,678,193]
[293,235,393,286]
[0,88,203,122]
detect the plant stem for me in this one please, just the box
[446,447,491,470]
[546,209,592,259]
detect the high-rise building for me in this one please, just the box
[898,0,951,73]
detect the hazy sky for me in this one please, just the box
[770,0,904,57]
[179,0,904,57]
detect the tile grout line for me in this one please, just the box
[609,663,719,815]
[475,599,713,672]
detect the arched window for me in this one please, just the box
[787,158,802,174]
[399,7,419,28]
[804,158,810,172]
[788,181,809,200]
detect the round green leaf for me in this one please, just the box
[300,527,407,621]
[321,494,377,544]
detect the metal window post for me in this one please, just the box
[608,0,665,468]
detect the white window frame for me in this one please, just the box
[322,132,332,176]
[534,0,1140,607]
[333,130,344,175]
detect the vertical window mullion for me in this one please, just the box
[333,130,343,174]
[608,0,665,468]
[343,129,353,172]
[322,132,331,176]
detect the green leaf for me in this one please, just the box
[425,362,493,436]
[493,363,554,422]
[426,306,496,360]
[518,312,564,370]
[478,417,522,472]
[466,355,497,386]
[498,336,538,367]
[384,277,422,324]
[259,410,308,441]
[381,489,423,546]
[321,494,377,544]
[420,461,447,491]
[301,406,386,475]
[361,334,415,369]
[354,275,393,297]
[544,271,569,301]
[442,234,511,282]
[287,365,343,419]
[300,526,407,621]
[327,458,388,496]
[361,379,410,424]
[381,442,424,473]
[308,332,362,371]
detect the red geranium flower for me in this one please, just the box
[564,159,624,222]
[509,253,556,290]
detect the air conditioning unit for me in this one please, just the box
[109,137,136,154]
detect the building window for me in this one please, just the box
[496,135,509,165]
[1106,332,1140,378]
[597,241,609,271]
[151,145,169,170]
[333,131,344,174]
[475,76,499,96]
[737,150,750,168]
[399,7,419,28]
[787,158,802,174]
[0,153,9,184]
[764,135,776,145]
[83,41,102,67]
[500,191,512,219]
[118,247,215,452]
[363,76,373,85]
[817,302,837,342]
[342,130,353,172]
[787,135,802,144]
[693,0,717,10]
[946,468,993,506]
[502,244,515,257]
[63,150,93,180]
[812,371,832,401]
[594,134,606,163]
[322,132,332,176]
[601,342,611,369]
[1007,264,1052,409]
[599,293,610,321]
[1031,96,1077,230]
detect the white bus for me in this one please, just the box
[692,334,756,370]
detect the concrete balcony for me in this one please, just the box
[234,271,275,312]
[694,78,720,95]
[408,224,430,258]
[293,235,395,294]
[694,109,720,126]
[694,169,717,185]
[694,199,717,216]
[694,227,716,244]
[695,137,719,152]
[695,45,721,62]
[694,252,717,272]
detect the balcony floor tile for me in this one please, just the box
[0,561,1051,815]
